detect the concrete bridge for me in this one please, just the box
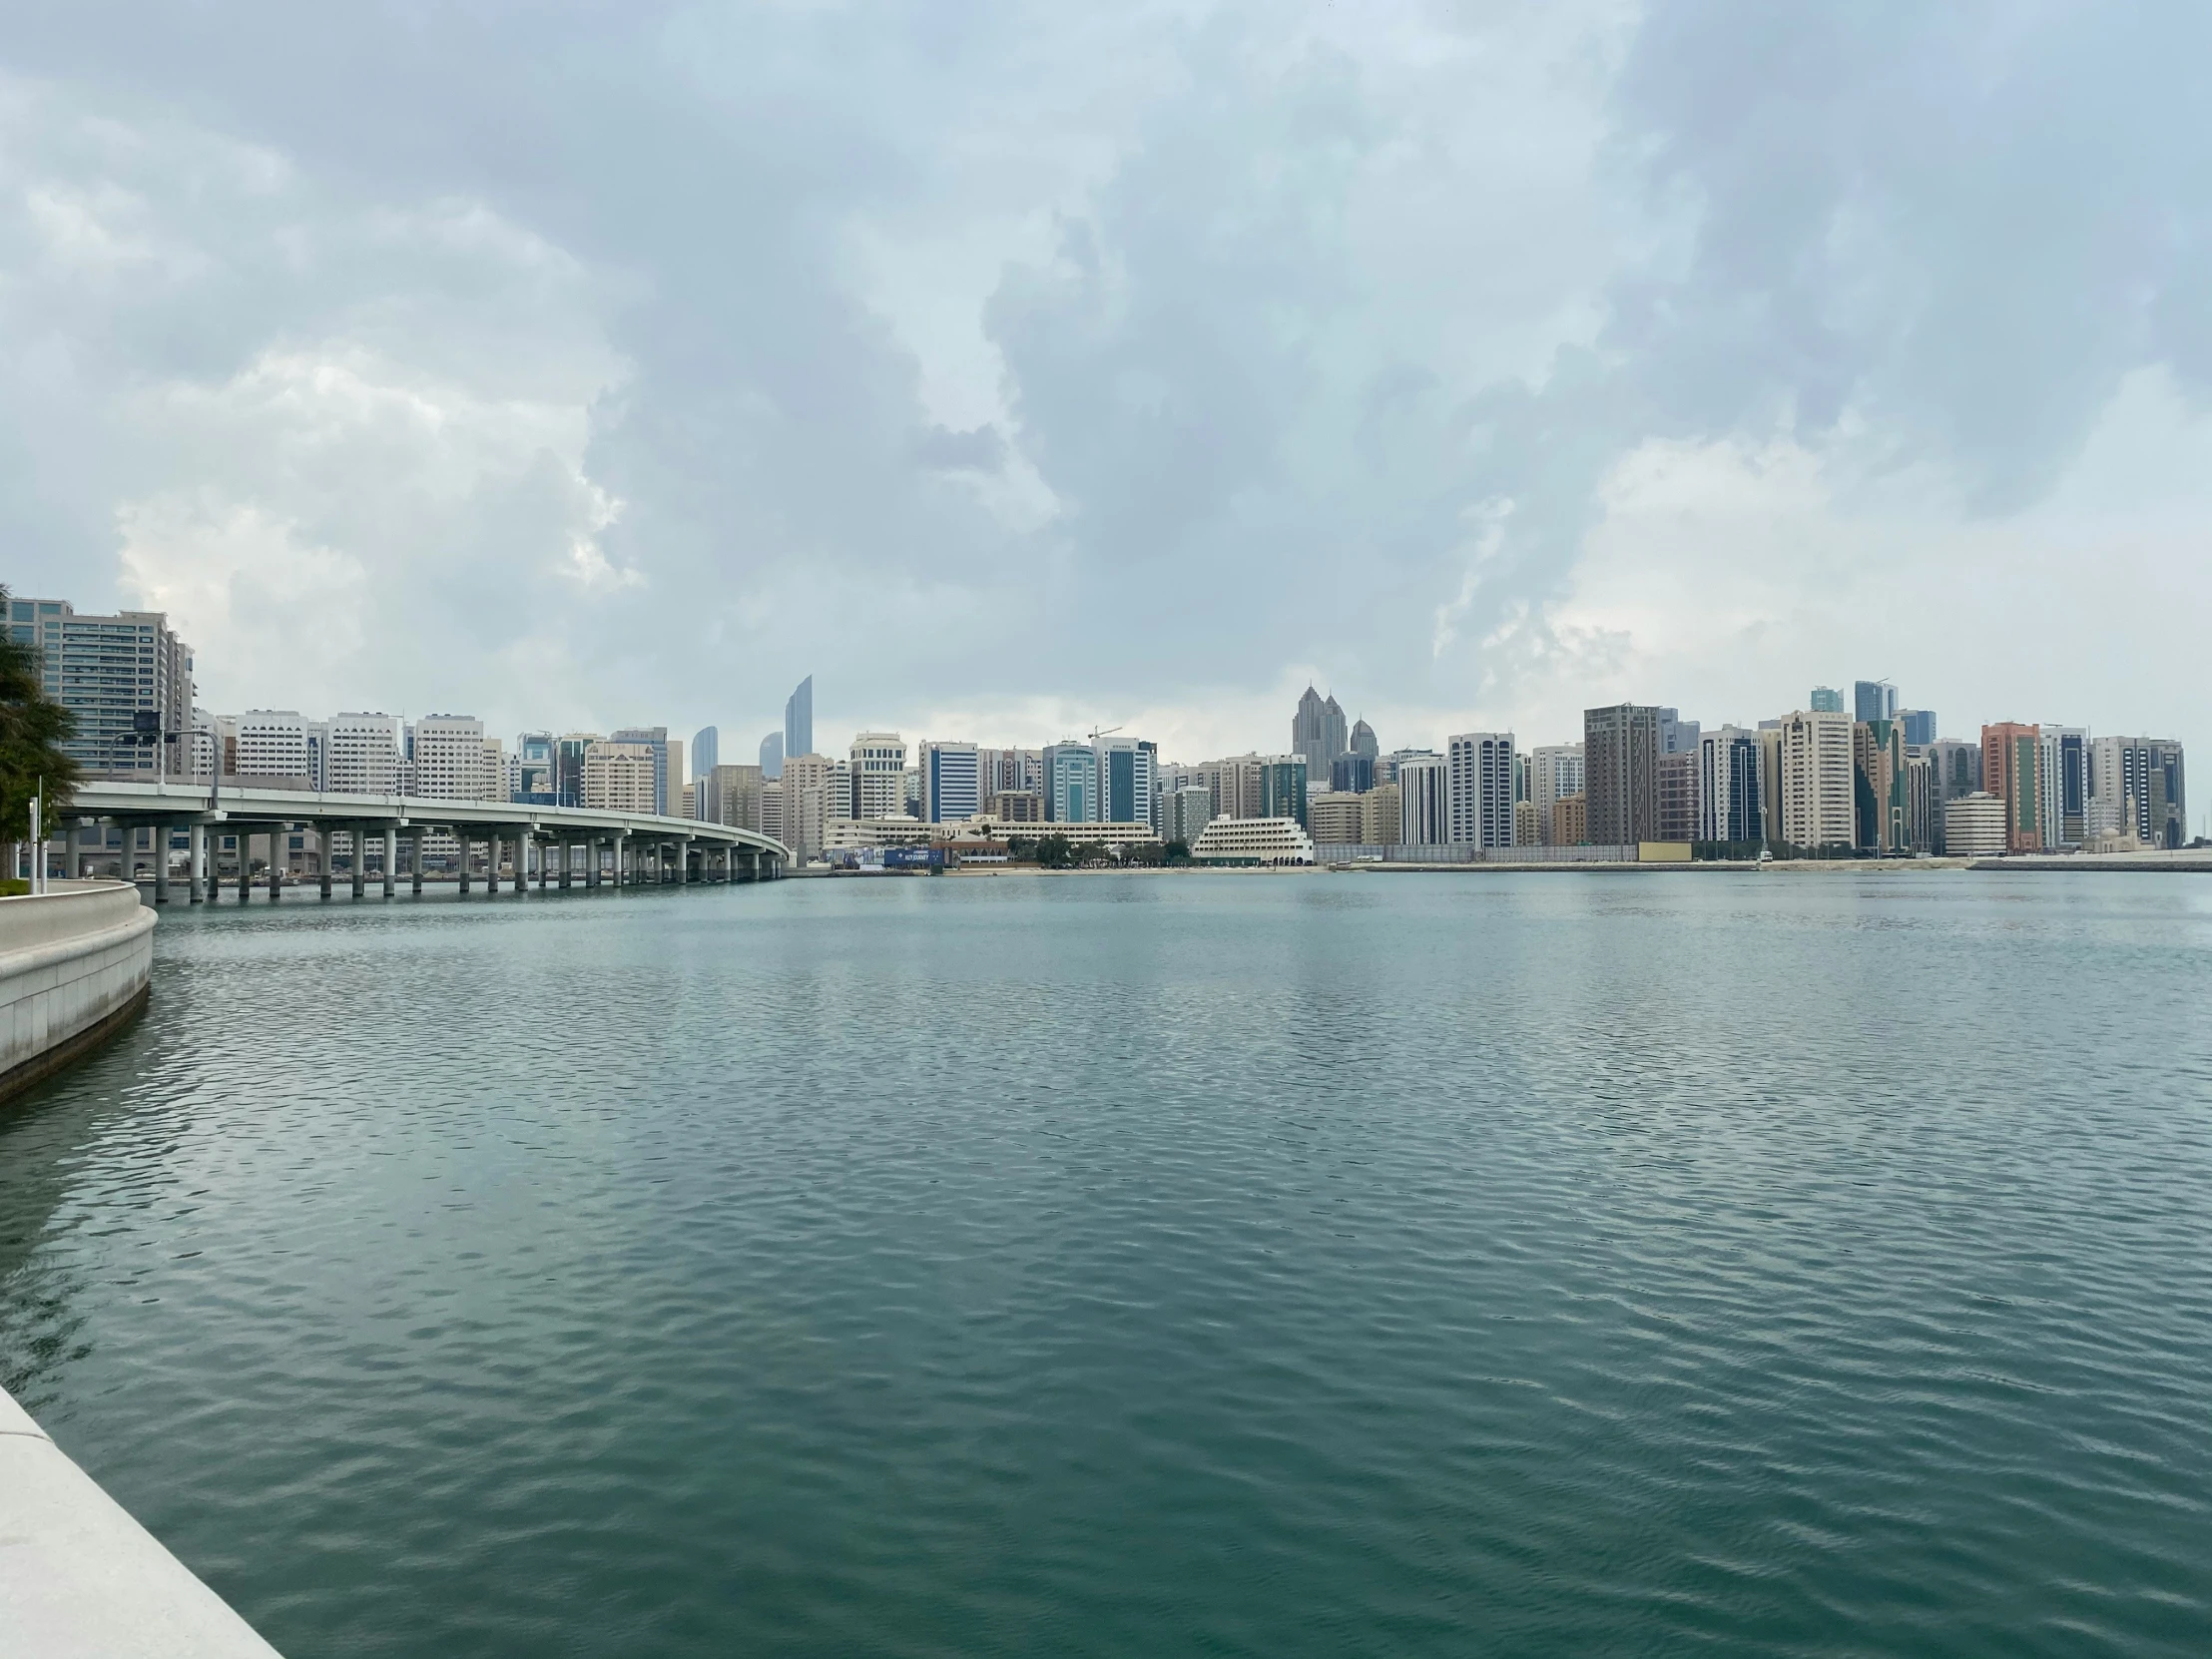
[60,780,790,901]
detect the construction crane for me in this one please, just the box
[1087,724,1124,743]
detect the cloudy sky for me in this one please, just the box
[4,2,2208,796]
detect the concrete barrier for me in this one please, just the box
[0,879,155,1104]
[0,1384,281,1656]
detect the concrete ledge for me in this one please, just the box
[0,882,155,1103]
[0,980,147,1106]
[0,1386,281,1657]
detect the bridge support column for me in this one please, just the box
[269,826,285,899]
[66,825,85,879]
[458,834,471,894]
[537,835,549,890]
[383,828,397,897]
[319,826,335,898]
[352,823,368,897]
[410,833,424,894]
[153,823,172,903]
[188,824,205,903]
[237,831,252,901]
[615,833,629,887]
[558,843,571,888]
[678,836,693,884]
[486,833,500,894]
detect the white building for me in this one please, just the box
[849,732,907,820]
[826,817,938,850]
[1162,784,1214,846]
[1526,743,1584,845]
[1447,732,1516,847]
[783,753,849,862]
[1943,793,2007,858]
[1778,709,1856,850]
[326,714,404,795]
[1396,753,1448,845]
[1191,816,1316,865]
[235,711,313,784]
[412,716,495,801]
[1697,727,1765,843]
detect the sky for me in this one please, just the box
[3,2,2209,803]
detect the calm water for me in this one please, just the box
[4,871,2211,1656]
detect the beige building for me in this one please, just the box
[1307,792,1365,844]
[1779,709,1856,851]
[1363,783,1401,846]
[1943,792,2007,858]
[583,741,658,813]
[1513,799,1538,847]
[825,817,936,851]
[782,753,848,862]
[959,818,1161,850]
[700,764,764,831]
[1551,795,1586,846]
[412,716,496,801]
[1192,816,1316,864]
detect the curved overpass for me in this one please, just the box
[61,779,790,899]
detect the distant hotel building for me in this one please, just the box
[1396,753,1447,844]
[1446,732,1515,847]
[1583,704,1660,845]
[1697,728,1764,844]
[921,741,980,825]
[1192,816,1316,865]
[1778,709,1855,850]
[1943,793,2006,858]
[1980,722,2043,854]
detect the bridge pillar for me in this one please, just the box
[458,833,471,894]
[237,830,252,901]
[612,832,626,887]
[536,835,549,890]
[352,823,368,897]
[269,826,285,899]
[383,827,397,897]
[410,833,424,895]
[558,842,571,889]
[66,825,85,879]
[188,823,205,903]
[486,832,501,894]
[319,825,335,898]
[152,823,172,903]
[678,836,693,884]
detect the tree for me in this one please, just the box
[0,588,77,841]
[1033,832,1074,869]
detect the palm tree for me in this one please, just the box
[0,587,79,842]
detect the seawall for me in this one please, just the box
[0,880,156,1105]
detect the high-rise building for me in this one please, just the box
[784,677,814,765]
[1396,753,1448,845]
[1259,756,1309,828]
[1307,793,1366,844]
[411,716,494,800]
[1363,784,1401,846]
[1291,686,1349,780]
[922,741,981,824]
[1350,719,1379,760]
[1657,749,1701,843]
[1162,785,1214,846]
[1196,755,1266,822]
[1854,681,1899,724]
[610,727,677,816]
[1042,743,1100,824]
[1446,732,1516,847]
[699,764,765,830]
[691,727,719,803]
[1094,736,1155,825]
[781,753,844,862]
[1551,795,1587,846]
[1657,709,1701,757]
[1901,709,1936,747]
[759,731,785,781]
[9,598,196,780]
[1924,738,1980,853]
[1854,719,1910,853]
[1980,723,2043,854]
[328,714,405,795]
[1810,687,1845,714]
[848,733,907,819]
[513,731,555,802]
[1330,753,1375,794]
[555,734,596,807]
[2092,737,2187,849]
[761,779,786,845]
[582,741,658,813]
[2042,726,2089,848]
[1778,709,1856,851]
[1697,727,1764,844]
[1583,704,1661,846]
[1527,743,1584,846]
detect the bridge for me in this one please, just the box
[60,780,790,901]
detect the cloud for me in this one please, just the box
[0,3,2206,780]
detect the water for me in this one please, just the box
[4,871,2211,1657]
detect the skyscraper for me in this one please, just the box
[1093,736,1154,824]
[1259,756,1309,828]
[1446,732,1515,847]
[1527,743,1584,846]
[1350,719,1379,760]
[1810,687,1845,714]
[611,727,677,815]
[848,733,908,819]
[1697,728,1764,844]
[692,726,719,785]
[1854,681,1899,724]
[1901,709,1936,747]
[1778,709,1856,850]
[784,676,813,766]
[1330,753,1375,794]
[2092,737,2187,849]
[759,731,784,781]
[1854,718,1909,853]
[1980,723,2043,854]
[1042,743,1100,824]
[1291,686,1348,780]
[921,741,981,825]
[1583,704,1661,845]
